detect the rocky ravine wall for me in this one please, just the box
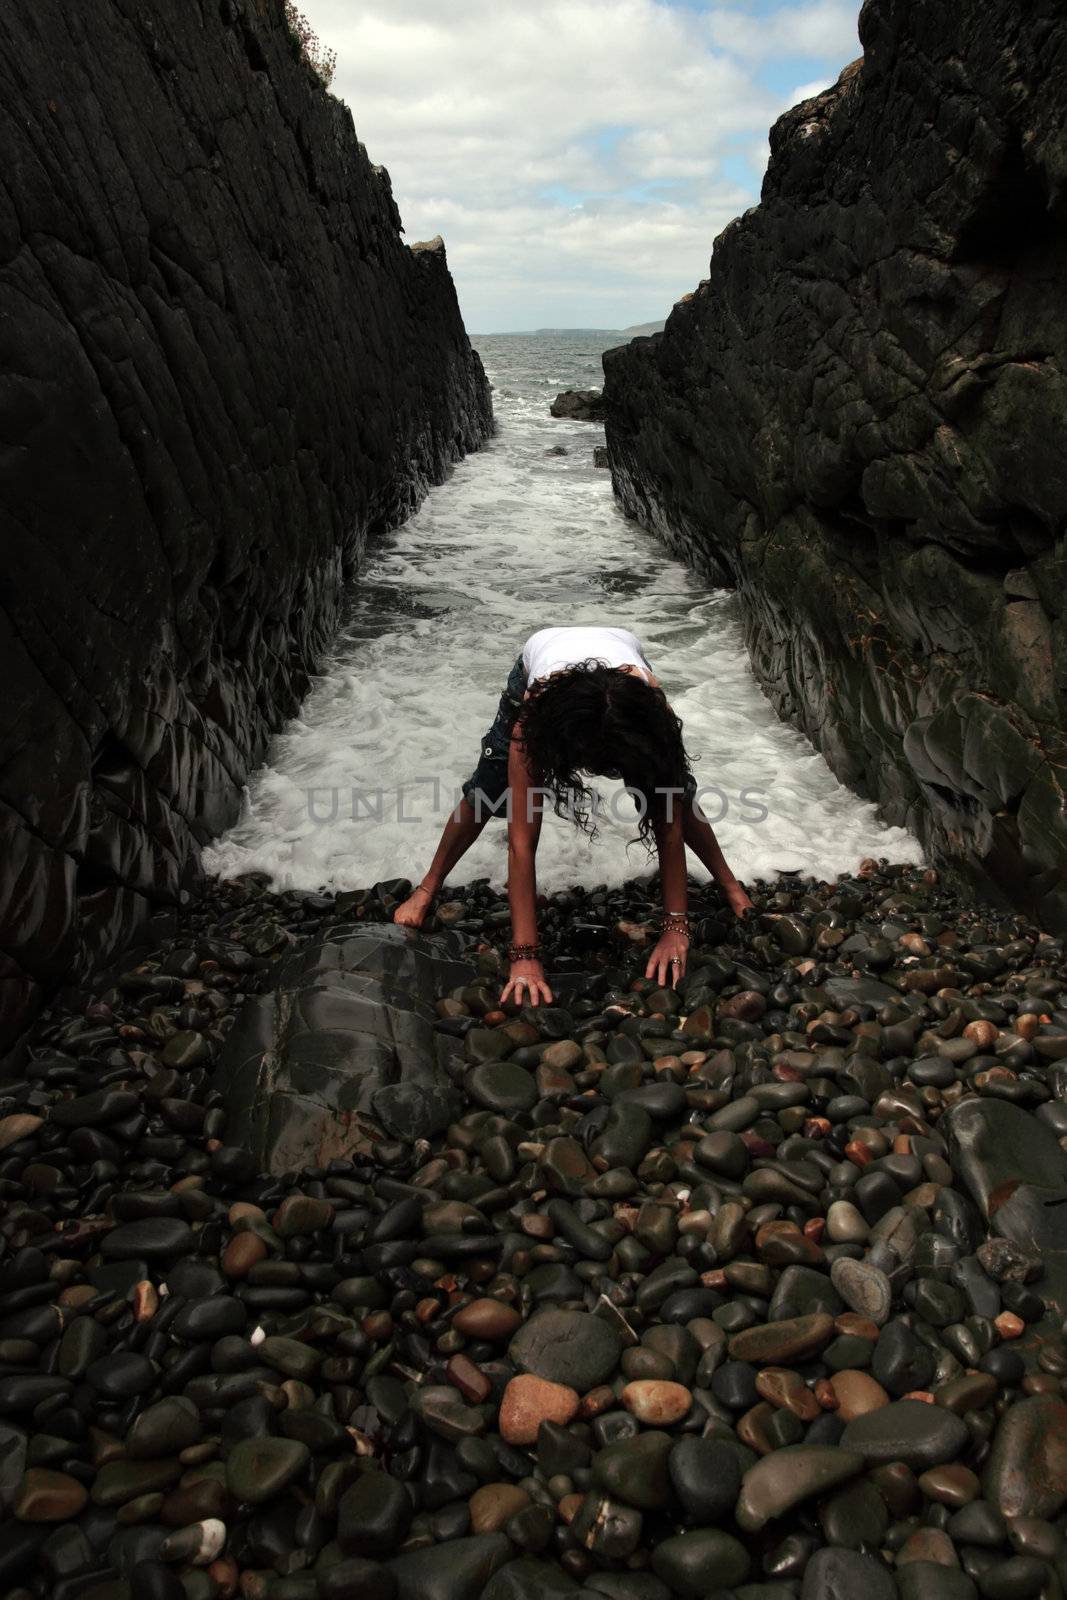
[0,1,492,1047]
[604,0,1066,927]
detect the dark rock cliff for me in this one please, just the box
[0,0,492,1045]
[604,0,1066,927]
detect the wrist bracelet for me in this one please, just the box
[659,911,690,937]
[508,943,541,963]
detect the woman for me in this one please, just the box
[394,625,752,1006]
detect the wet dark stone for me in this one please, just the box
[651,1528,749,1595]
[523,1263,584,1302]
[911,1279,967,1327]
[754,1530,812,1582]
[694,1130,749,1179]
[550,389,606,421]
[583,1577,669,1600]
[801,1548,896,1600]
[171,1297,248,1341]
[570,1491,643,1559]
[538,1423,591,1478]
[546,1199,613,1261]
[769,1265,844,1321]
[948,1501,1007,1548]
[87,1259,150,1298]
[0,1376,72,1415]
[820,1477,890,1550]
[976,1556,1048,1599]
[590,1103,654,1170]
[736,1444,863,1532]
[979,1347,1024,1386]
[932,1187,984,1253]
[593,1430,673,1511]
[57,1317,108,1378]
[871,1319,937,1397]
[944,1099,1067,1216]
[226,1436,310,1504]
[339,1470,413,1557]
[509,1309,622,1390]
[983,1394,1067,1519]
[806,1413,846,1447]
[466,1062,539,1116]
[387,1533,512,1600]
[711,1361,759,1411]
[217,930,471,1172]
[853,1171,901,1226]
[617,1082,687,1120]
[50,1089,139,1128]
[593,1411,640,1450]
[1004,1280,1043,1318]
[668,1436,742,1525]
[481,1557,581,1598]
[952,1257,1001,1321]
[0,1522,47,1587]
[167,1261,226,1299]
[840,1400,970,1469]
[895,1562,978,1600]
[909,1056,956,1088]
[84,1353,157,1399]
[100,1219,195,1262]
[636,1259,700,1313]
[318,1558,399,1600]
[0,1420,28,1513]
[823,1334,875,1372]
[130,1563,187,1600]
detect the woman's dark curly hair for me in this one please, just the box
[517,660,695,850]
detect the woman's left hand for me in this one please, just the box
[646,929,688,989]
[725,884,755,917]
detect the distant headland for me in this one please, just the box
[475,320,666,338]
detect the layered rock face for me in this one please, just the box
[0,0,492,1044]
[604,0,1066,926]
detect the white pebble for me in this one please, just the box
[192,1518,226,1566]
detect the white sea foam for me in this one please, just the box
[203,335,922,895]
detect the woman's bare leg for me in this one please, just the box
[682,800,754,915]
[393,797,492,927]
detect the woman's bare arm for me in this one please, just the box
[501,718,553,1007]
[648,808,690,988]
[645,670,752,916]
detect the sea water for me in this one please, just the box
[203,334,921,895]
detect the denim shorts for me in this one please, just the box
[461,654,528,814]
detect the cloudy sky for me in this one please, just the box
[296,0,862,331]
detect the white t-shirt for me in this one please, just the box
[522,626,653,686]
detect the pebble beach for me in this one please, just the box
[3,861,1067,1600]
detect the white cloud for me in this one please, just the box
[295,0,861,328]
[789,75,839,105]
[706,2,860,62]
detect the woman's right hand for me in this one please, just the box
[501,959,554,1008]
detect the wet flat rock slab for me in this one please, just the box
[216,924,472,1173]
[2,862,1067,1599]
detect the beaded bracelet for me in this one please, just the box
[507,942,541,963]
[659,910,691,938]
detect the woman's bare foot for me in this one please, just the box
[393,882,436,928]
